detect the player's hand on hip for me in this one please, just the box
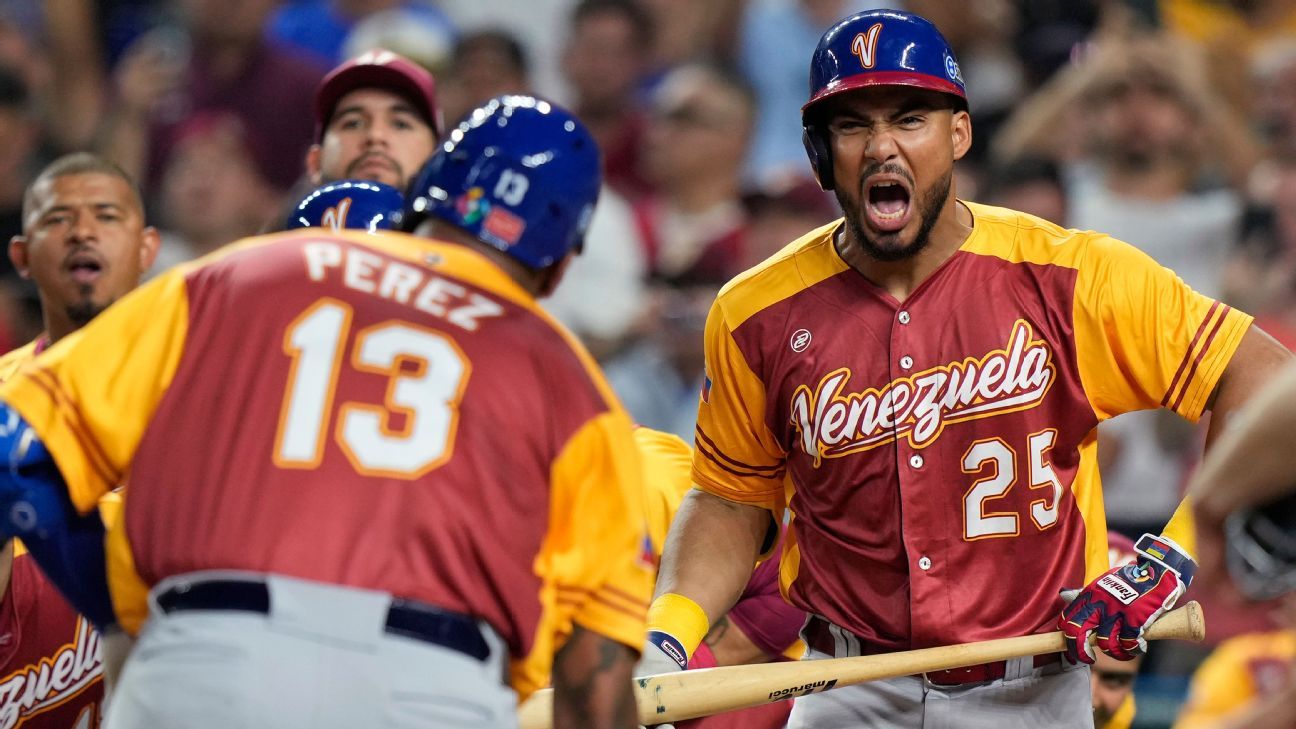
[1058,534,1196,663]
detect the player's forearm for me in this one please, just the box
[704,615,775,666]
[551,624,638,729]
[655,489,769,624]
[1193,345,1296,522]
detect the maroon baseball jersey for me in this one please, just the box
[0,551,102,728]
[0,230,652,699]
[693,202,1251,651]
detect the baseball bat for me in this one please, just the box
[517,600,1204,729]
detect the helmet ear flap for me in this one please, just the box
[802,124,834,192]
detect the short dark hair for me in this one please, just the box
[571,0,654,52]
[452,30,529,77]
[22,153,145,229]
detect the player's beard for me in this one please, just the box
[836,167,951,263]
[66,293,108,329]
[344,152,404,188]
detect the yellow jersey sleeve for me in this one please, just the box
[513,408,652,699]
[635,427,694,557]
[1173,631,1296,728]
[0,268,191,513]
[692,299,787,511]
[1073,235,1251,422]
[0,339,42,383]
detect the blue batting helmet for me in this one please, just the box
[801,9,966,190]
[287,179,404,232]
[401,95,601,269]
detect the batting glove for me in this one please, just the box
[1059,534,1196,663]
[638,630,689,675]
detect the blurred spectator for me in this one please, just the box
[441,30,531,130]
[305,50,441,191]
[271,0,456,66]
[543,187,650,361]
[738,0,888,186]
[981,156,1067,226]
[0,67,41,273]
[1223,161,1296,348]
[995,32,1257,561]
[437,0,573,100]
[1252,42,1296,164]
[634,63,755,283]
[638,0,740,78]
[155,112,282,268]
[1160,0,1296,119]
[561,0,655,199]
[740,174,838,268]
[1173,593,1296,729]
[339,6,457,74]
[604,279,719,439]
[99,0,326,201]
[1010,0,1104,90]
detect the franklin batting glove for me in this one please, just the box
[1059,534,1195,663]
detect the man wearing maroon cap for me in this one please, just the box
[305,49,443,191]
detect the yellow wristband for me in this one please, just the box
[646,593,710,656]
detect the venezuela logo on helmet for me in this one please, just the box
[850,23,883,69]
[319,198,353,233]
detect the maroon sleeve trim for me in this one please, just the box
[694,426,782,476]
[1161,303,1228,411]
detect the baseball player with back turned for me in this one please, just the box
[0,95,651,729]
[640,8,1294,728]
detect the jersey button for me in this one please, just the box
[918,556,932,571]
[909,454,924,469]
[900,355,914,369]
[898,311,911,324]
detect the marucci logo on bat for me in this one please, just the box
[790,320,1056,466]
[768,678,839,700]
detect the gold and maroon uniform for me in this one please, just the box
[0,341,103,729]
[0,230,652,700]
[694,202,1250,652]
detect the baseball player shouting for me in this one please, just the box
[0,96,650,729]
[642,8,1293,728]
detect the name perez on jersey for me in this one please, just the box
[0,617,100,729]
[302,241,505,331]
[790,320,1055,465]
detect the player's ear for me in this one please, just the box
[8,236,29,279]
[305,145,323,184]
[138,226,162,272]
[951,109,972,162]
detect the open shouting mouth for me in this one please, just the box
[865,175,913,233]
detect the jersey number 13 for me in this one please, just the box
[273,298,470,478]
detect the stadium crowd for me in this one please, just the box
[0,0,1295,727]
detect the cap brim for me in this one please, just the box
[802,72,966,115]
